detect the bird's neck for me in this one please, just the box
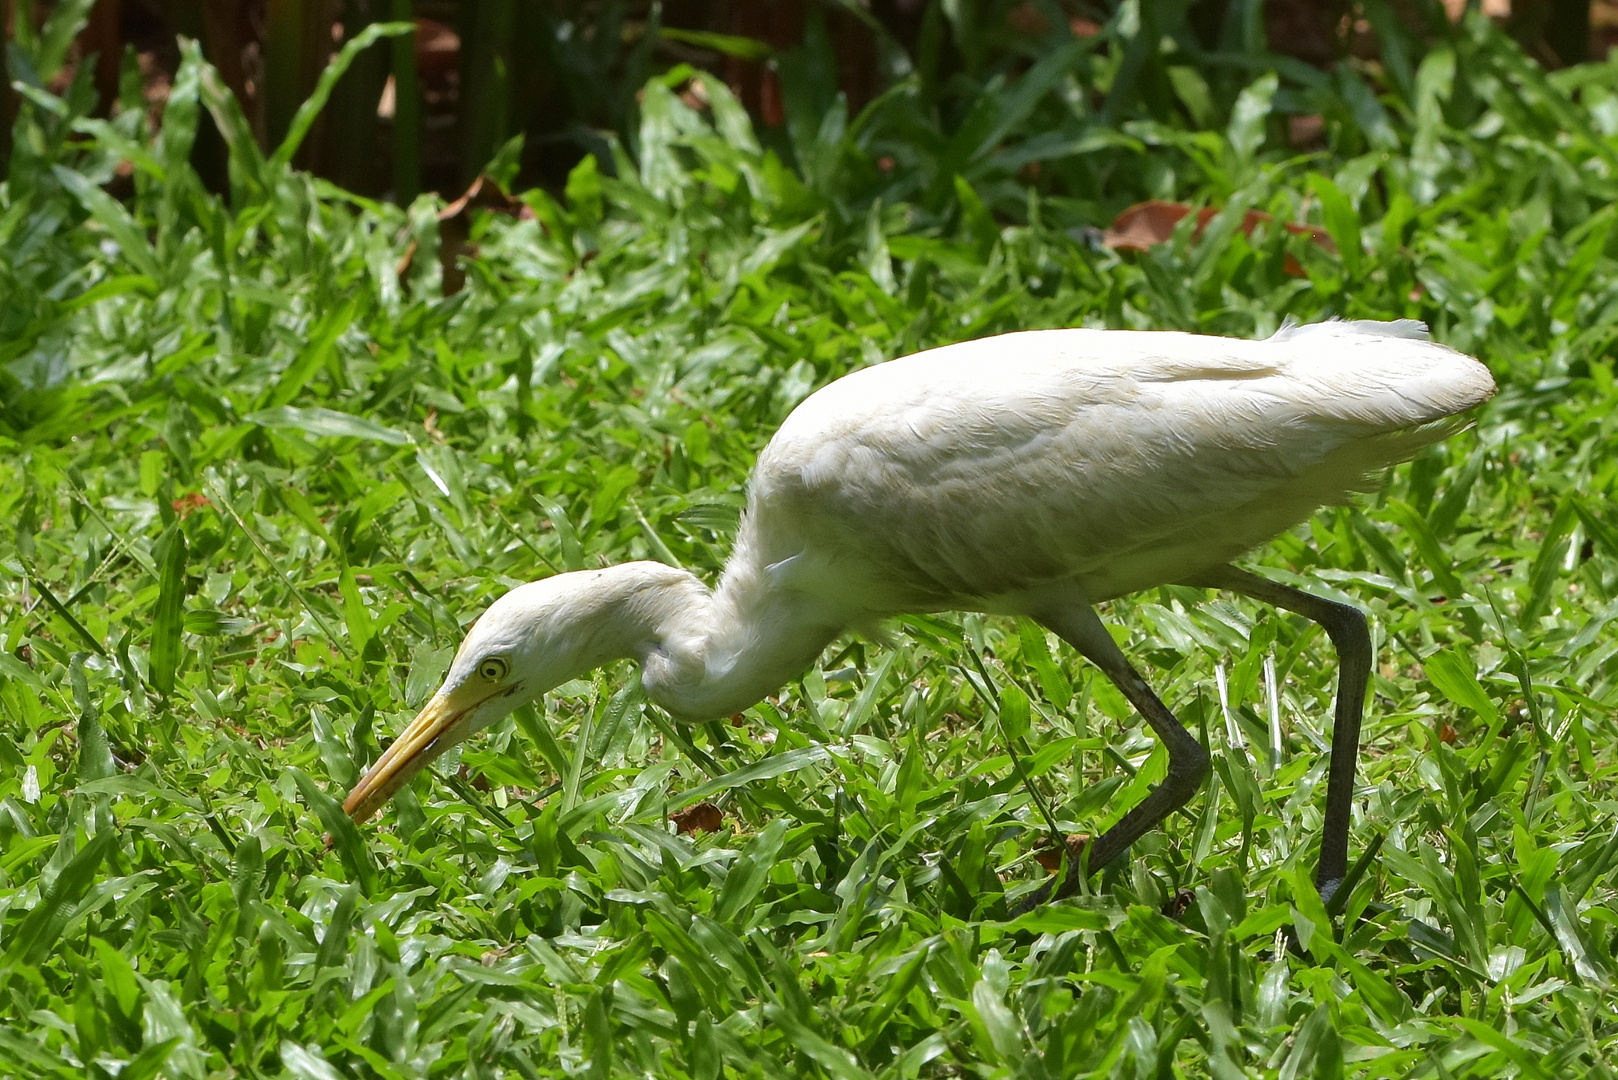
[623,554,842,721]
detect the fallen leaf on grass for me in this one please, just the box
[672,801,724,834]
[1033,833,1091,873]
[1101,199,1337,277]
[171,493,212,517]
[398,174,534,295]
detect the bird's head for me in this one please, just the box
[343,568,671,822]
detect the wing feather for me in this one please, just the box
[744,325,1493,611]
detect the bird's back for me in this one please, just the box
[737,321,1495,617]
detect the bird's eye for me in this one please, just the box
[478,657,509,682]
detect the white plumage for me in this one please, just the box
[751,319,1486,608]
[345,319,1493,904]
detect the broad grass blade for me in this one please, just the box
[150,523,189,697]
[3,829,115,970]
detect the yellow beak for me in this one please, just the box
[344,685,492,822]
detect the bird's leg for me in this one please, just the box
[1190,565,1371,905]
[1020,605,1211,907]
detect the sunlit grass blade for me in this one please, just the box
[289,767,378,896]
[245,405,413,445]
[149,523,188,698]
[2,829,116,973]
[1424,648,1499,725]
[50,166,161,279]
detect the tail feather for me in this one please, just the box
[1264,318,1495,430]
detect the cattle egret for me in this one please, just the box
[345,320,1494,904]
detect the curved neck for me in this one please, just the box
[628,559,842,721]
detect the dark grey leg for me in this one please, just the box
[1190,565,1371,904]
[1023,604,1211,906]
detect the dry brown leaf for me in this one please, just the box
[1008,2,1104,37]
[1101,199,1337,278]
[397,175,533,295]
[1033,833,1091,873]
[1288,114,1327,148]
[171,493,213,518]
[437,174,530,223]
[457,763,491,792]
[672,802,724,835]
[416,18,461,76]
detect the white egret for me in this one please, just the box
[344,319,1494,904]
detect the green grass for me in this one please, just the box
[5,11,1618,1079]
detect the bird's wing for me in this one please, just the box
[747,324,1492,610]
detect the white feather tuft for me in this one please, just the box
[1270,317,1430,343]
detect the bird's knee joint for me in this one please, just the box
[1326,603,1370,649]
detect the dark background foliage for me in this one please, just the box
[4,0,1613,200]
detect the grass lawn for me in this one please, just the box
[4,12,1618,1079]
